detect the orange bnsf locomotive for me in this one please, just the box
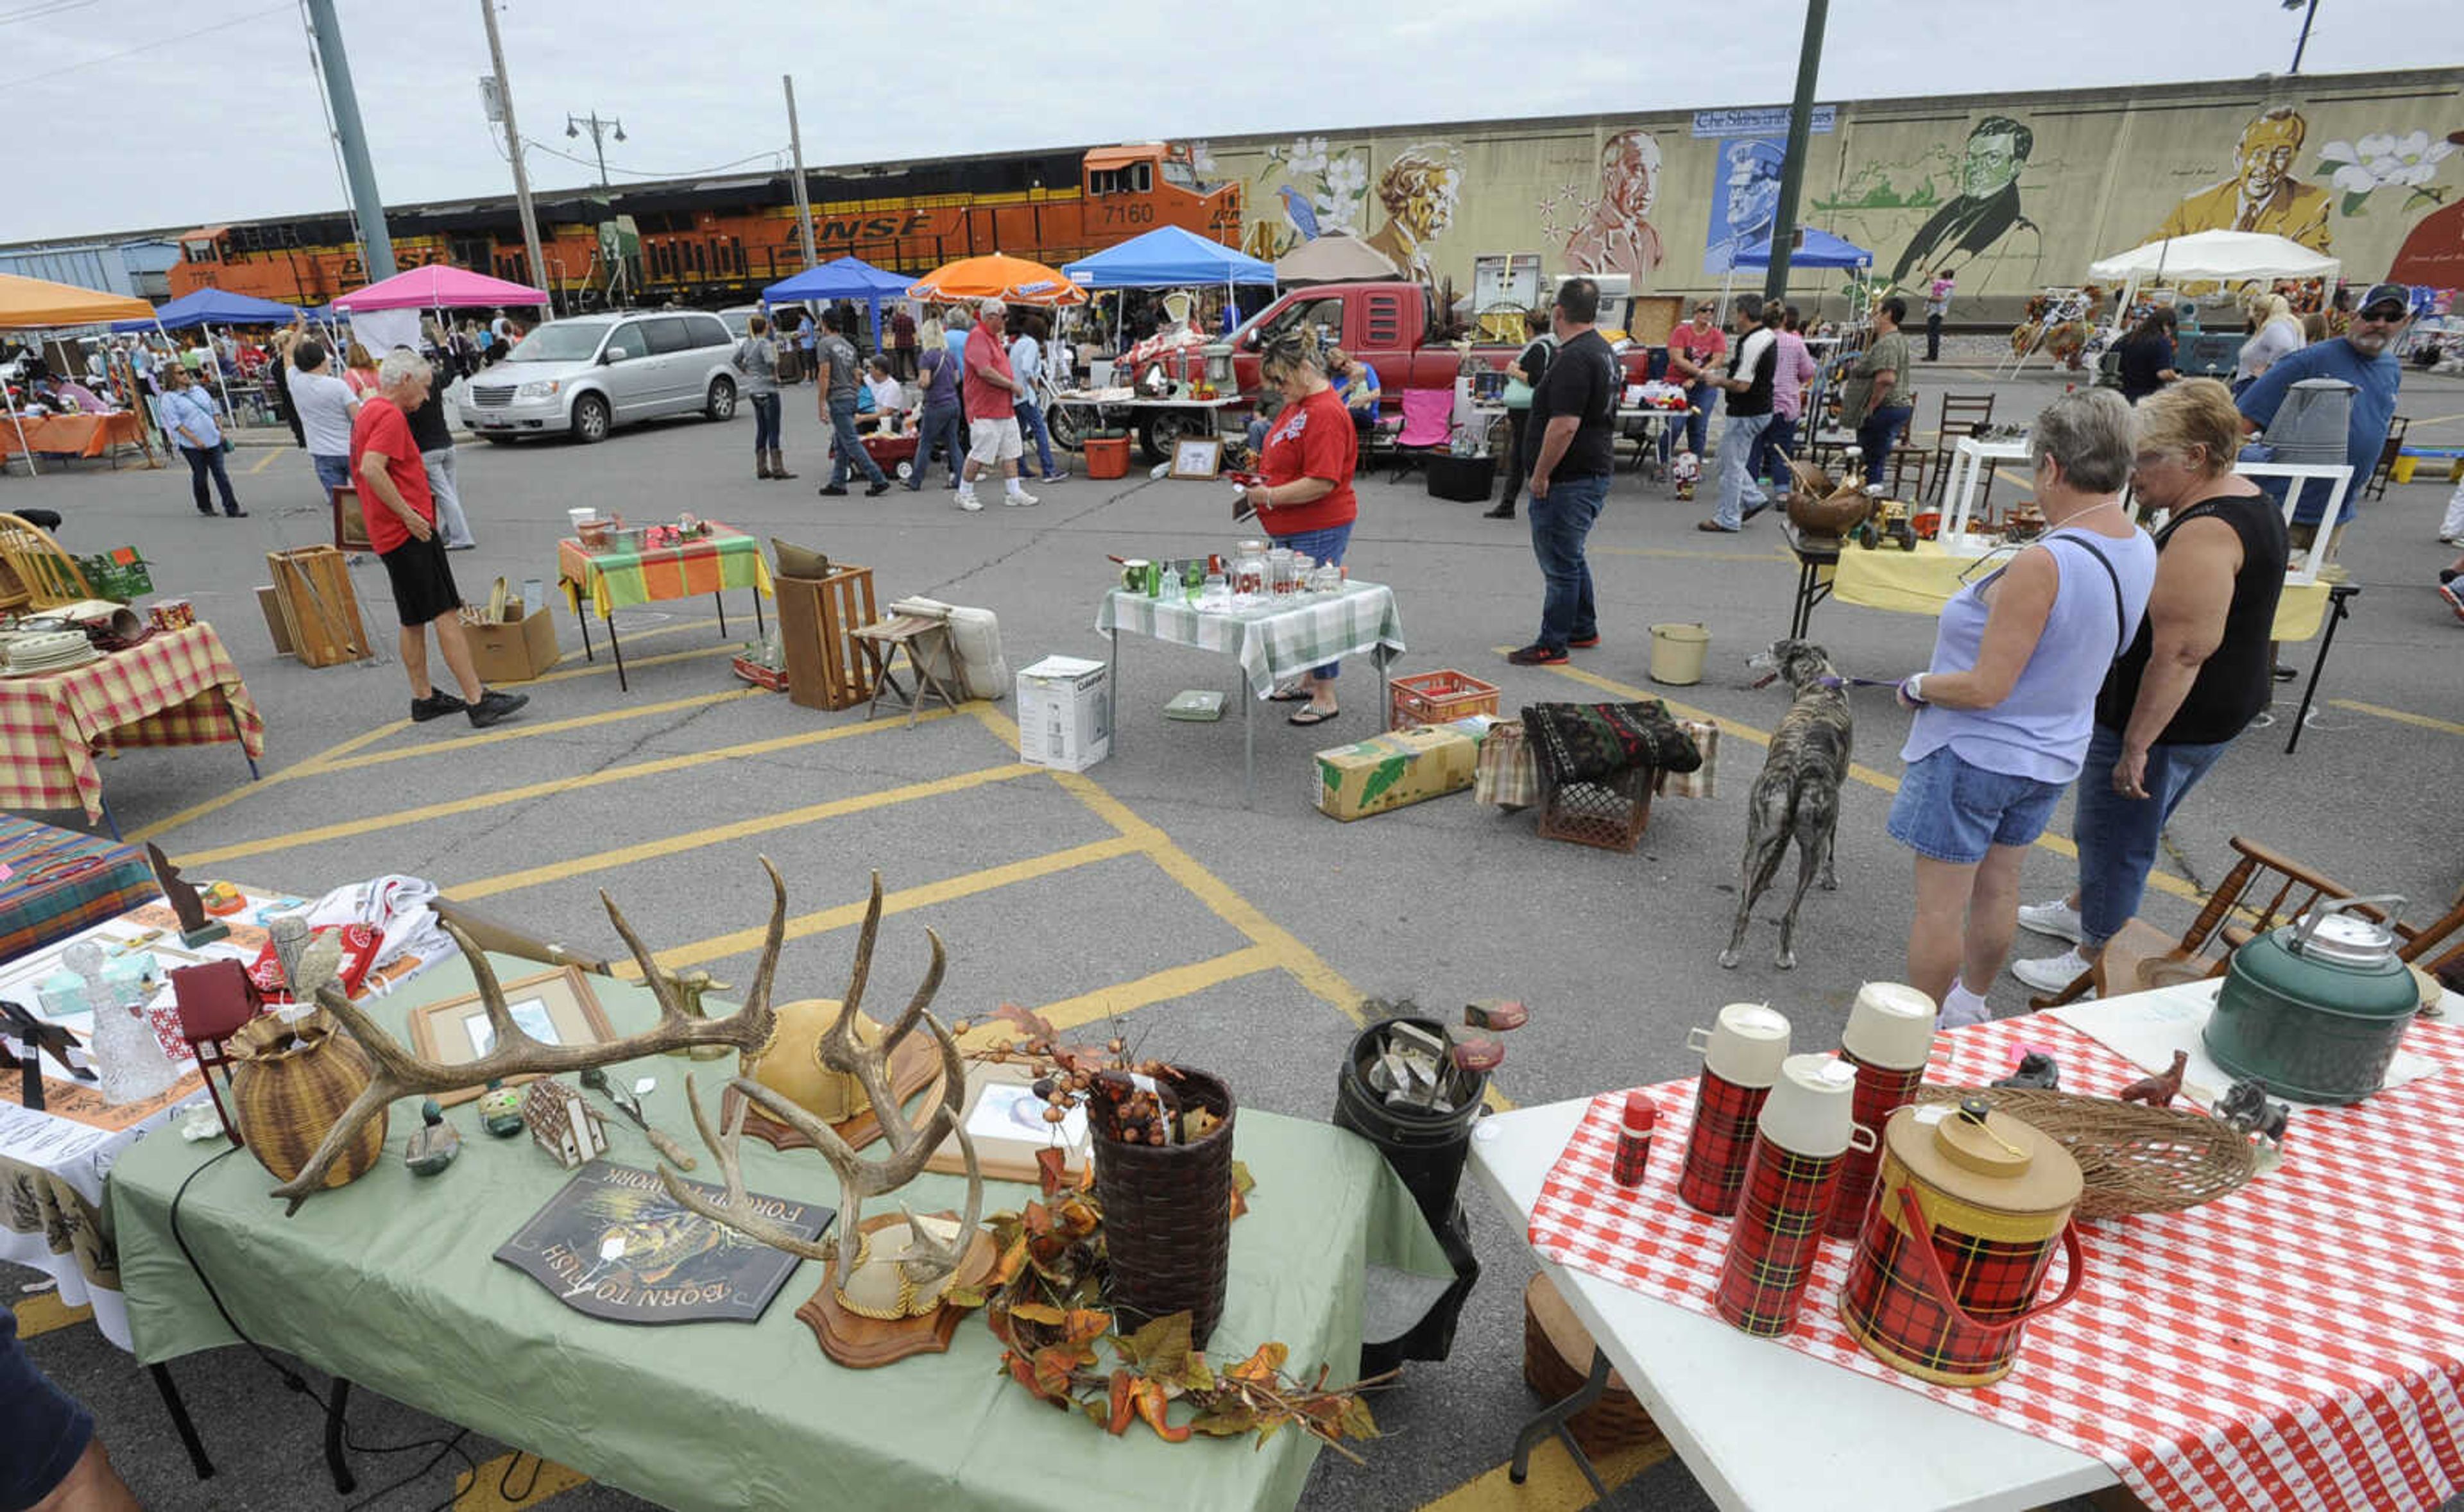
[167,142,1239,307]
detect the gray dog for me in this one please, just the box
[1720,640,1851,971]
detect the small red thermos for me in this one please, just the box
[1613,1091,1656,1187]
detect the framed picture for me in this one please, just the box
[925,1061,1091,1185]
[406,967,615,1106]
[1169,436,1224,480]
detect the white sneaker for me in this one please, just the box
[1938,987,1994,1029]
[2016,897,2084,944]
[954,491,982,513]
[1004,489,1040,507]
[2010,947,2093,994]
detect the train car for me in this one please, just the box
[163,142,1241,310]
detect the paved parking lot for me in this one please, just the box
[10,354,2463,1511]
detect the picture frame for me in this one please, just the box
[924,1061,1090,1185]
[405,967,615,1107]
[1169,436,1224,480]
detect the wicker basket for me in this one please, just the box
[1536,767,1654,851]
[1914,1085,2259,1221]
[1093,1067,1236,1348]
[1522,1275,1666,1457]
[227,1008,388,1189]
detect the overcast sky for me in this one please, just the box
[12,0,2459,244]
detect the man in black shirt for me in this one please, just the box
[1705,294,1781,532]
[397,348,477,549]
[1509,277,1621,667]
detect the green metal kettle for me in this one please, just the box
[2205,896,2419,1104]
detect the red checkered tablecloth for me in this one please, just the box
[1528,1013,2464,1512]
[0,624,263,820]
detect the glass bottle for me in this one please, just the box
[66,942,182,1105]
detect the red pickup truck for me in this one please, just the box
[1226,280,1657,409]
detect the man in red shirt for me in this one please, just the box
[958,298,1036,513]
[351,351,529,728]
[1665,298,1728,461]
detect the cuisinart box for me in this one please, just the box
[1016,655,1111,772]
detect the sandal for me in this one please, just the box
[1287,706,1340,727]
[1267,684,1313,702]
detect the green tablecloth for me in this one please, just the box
[107,955,1449,1512]
[1097,582,1405,702]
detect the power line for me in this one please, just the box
[519,137,788,182]
[21,2,290,81]
[0,0,99,28]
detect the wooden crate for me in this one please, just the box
[265,546,370,668]
[773,565,878,711]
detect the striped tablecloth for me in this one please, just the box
[557,522,774,618]
[0,624,264,820]
[1095,581,1405,701]
[1527,1006,2464,1512]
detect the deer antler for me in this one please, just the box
[271,858,792,1213]
[656,872,980,1305]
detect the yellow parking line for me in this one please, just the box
[963,945,1283,1047]
[452,1452,591,1511]
[2329,699,2464,738]
[1522,657,2201,903]
[169,708,960,869]
[308,688,770,774]
[12,1291,92,1339]
[245,446,287,473]
[128,718,412,844]
[1414,1438,1671,1511]
[617,835,1143,975]
[526,642,738,686]
[448,764,1036,901]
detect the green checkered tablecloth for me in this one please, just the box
[1097,582,1406,700]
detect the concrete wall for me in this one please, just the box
[0,239,181,301]
[1190,68,2464,323]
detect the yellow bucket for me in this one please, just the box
[1648,623,1711,686]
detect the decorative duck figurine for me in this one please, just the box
[404,1100,461,1176]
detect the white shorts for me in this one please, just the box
[967,416,1023,463]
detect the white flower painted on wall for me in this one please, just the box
[2317,130,2455,216]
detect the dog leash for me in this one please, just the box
[1813,674,1899,690]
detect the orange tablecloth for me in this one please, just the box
[0,412,146,461]
[0,623,262,820]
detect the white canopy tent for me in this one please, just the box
[2088,230,2341,336]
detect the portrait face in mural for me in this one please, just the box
[1725,140,1784,240]
[1564,130,1666,280]
[2145,107,2332,253]
[1961,124,2029,201]
[1888,115,2039,286]
[1366,144,1464,280]
[2236,111,2305,203]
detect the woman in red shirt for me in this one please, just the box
[1233,330,1361,727]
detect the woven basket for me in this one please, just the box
[1093,1067,1235,1348]
[227,1009,388,1189]
[1913,1085,2259,1221]
[1521,1275,1664,1457]
[1784,460,1873,539]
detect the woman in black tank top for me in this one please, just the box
[2010,380,2289,997]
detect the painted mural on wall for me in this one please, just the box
[1559,130,1666,279]
[2143,108,2332,250]
[1364,144,1465,283]
[1704,139,1785,274]
[2390,130,2464,288]
[1244,136,1373,261]
[1887,119,2041,287]
[1812,117,2048,296]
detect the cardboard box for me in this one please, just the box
[1314,725,1478,821]
[465,604,560,684]
[1016,655,1110,772]
[255,584,293,655]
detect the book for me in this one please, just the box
[494,1160,834,1325]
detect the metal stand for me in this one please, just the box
[1784,531,1838,639]
[325,1375,357,1493]
[572,588,764,694]
[2284,582,2359,756]
[148,1362,216,1480]
[1509,1344,1612,1501]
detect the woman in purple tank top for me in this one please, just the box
[1887,389,2157,1027]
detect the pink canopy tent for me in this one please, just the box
[329,265,547,312]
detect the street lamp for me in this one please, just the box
[565,110,626,190]
[2283,0,2318,74]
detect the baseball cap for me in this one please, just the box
[2357,283,2409,317]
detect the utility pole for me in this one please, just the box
[301,0,395,280]
[783,75,817,270]
[1761,0,1831,304]
[477,0,550,307]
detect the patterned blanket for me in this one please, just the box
[1519,701,1701,788]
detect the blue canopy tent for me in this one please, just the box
[1061,226,1276,290]
[111,287,302,332]
[760,256,913,346]
[1730,228,1873,271]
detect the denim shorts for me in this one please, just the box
[1887,747,2066,863]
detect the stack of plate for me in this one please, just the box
[2,630,101,677]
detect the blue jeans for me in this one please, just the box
[311,452,352,491]
[749,392,780,452]
[1713,411,1775,529]
[1887,747,2066,864]
[1856,403,1913,486]
[1014,400,1057,476]
[826,394,886,486]
[1680,383,1716,456]
[2071,722,2233,949]
[1751,414,1799,492]
[907,400,965,489]
[1275,524,1352,679]
[1528,471,1607,649]
[182,444,240,514]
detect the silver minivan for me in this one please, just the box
[465,311,739,443]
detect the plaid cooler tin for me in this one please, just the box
[1675,1067,1773,1216]
[1713,1134,1845,1336]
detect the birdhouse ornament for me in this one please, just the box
[519,1078,608,1169]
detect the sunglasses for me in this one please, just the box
[2358,305,2408,323]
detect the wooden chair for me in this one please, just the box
[1925,393,1997,511]
[850,613,965,729]
[2365,416,2409,502]
[1885,445,1928,504]
[0,513,94,611]
[2027,837,2464,1009]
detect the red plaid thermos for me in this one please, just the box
[1677,1004,1791,1216]
[1714,1055,1872,1336]
[1827,982,1938,1239]
[1838,1098,2089,1388]
[1613,1091,1656,1187]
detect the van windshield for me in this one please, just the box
[506,323,611,362]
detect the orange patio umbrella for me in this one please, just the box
[907,253,1086,307]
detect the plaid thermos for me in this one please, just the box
[1713,1054,1869,1336]
[1827,982,1938,1239]
[1826,1053,1926,1238]
[1677,1005,1791,1216]
[1838,1098,2088,1387]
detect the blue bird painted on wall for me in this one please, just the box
[1277,185,1321,242]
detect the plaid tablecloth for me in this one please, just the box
[1528,1008,2464,1512]
[0,624,264,821]
[1095,582,1405,701]
[558,522,774,618]
[0,815,158,962]
[1831,539,2332,642]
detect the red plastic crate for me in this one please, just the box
[1388,669,1502,731]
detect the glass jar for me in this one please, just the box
[1200,573,1229,611]
[1267,547,1297,597]
[1309,561,1344,596]
[1232,541,1268,602]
